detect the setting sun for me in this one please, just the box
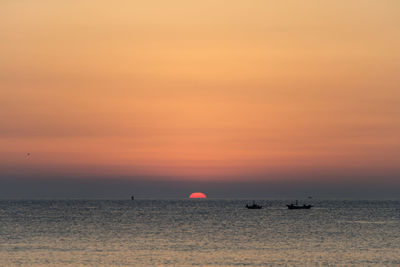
[189,192,207,199]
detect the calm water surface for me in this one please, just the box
[1,200,400,266]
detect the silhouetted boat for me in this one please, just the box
[246,201,262,209]
[287,200,312,209]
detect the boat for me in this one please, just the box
[246,201,262,209]
[287,200,313,209]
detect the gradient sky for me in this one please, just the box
[1,1,399,197]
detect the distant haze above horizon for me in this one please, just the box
[1,1,399,197]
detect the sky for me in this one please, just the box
[1,1,399,198]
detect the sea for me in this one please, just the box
[1,199,399,266]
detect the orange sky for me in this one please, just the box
[1,1,400,181]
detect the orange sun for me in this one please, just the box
[189,192,207,199]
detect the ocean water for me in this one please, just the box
[1,200,400,266]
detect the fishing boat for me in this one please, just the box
[287,200,313,209]
[246,201,262,209]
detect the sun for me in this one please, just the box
[189,192,207,199]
